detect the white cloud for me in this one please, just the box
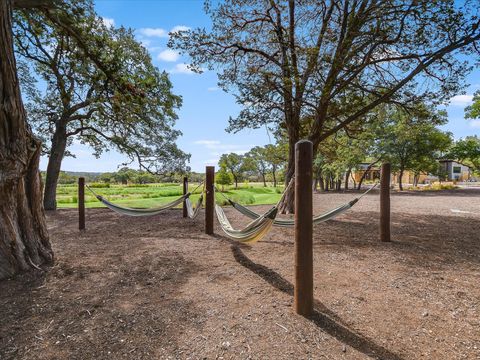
[157,49,180,62]
[169,63,196,74]
[170,25,190,33]
[102,17,115,28]
[212,149,249,156]
[140,39,152,48]
[207,86,219,92]
[470,120,480,128]
[138,27,169,38]
[205,158,220,165]
[194,140,253,155]
[449,94,474,106]
[194,140,220,146]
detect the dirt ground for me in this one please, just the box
[1,188,479,360]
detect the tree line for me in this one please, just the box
[217,103,480,192]
[217,143,286,189]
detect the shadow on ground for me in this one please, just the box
[231,244,404,360]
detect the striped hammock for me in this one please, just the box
[215,204,278,244]
[94,193,188,217]
[227,183,377,227]
[185,193,203,219]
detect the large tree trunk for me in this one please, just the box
[0,0,54,279]
[272,167,277,187]
[262,173,266,187]
[43,125,68,210]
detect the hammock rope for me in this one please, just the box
[218,182,378,227]
[86,181,205,217]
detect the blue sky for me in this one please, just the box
[39,0,480,173]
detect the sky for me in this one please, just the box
[38,0,480,174]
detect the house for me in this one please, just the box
[352,163,428,185]
[351,159,472,187]
[438,160,471,181]
[352,162,380,183]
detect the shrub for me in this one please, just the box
[230,193,255,205]
[88,182,110,188]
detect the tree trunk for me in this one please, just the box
[345,168,351,190]
[398,168,404,191]
[313,178,318,192]
[336,179,341,191]
[233,174,238,189]
[0,0,54,279]
[278,134,297,214]
[262,173,266,187]
[272,167,277,187]
[319,175,325,191]
[43,125,68,210]
[413,174,419,187]
[357,161,379,190]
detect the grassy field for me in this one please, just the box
[56,182,284,209]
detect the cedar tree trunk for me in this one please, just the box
[0,0,54,279]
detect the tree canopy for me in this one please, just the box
[15,0,188,209]
[448,136,480,174]
[171,0,480,211]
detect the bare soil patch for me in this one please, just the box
[1,189,479,359]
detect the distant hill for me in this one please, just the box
[63,171,103,177]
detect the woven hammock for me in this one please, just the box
[93,193,188,217]
[215,204,278,244]
[185,193,203,219]
[213,179,294,243]
[225,183,377,227]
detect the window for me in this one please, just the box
[453,166,461,174]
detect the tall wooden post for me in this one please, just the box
[380,163,391,242]
[183,176,188,218]
[78,177,85,231]
[294,140,313,316]
[205,166,215,235]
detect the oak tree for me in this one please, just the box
[171,0,480,212]
[15,3,188,210]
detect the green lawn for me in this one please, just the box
[56,182,284,209]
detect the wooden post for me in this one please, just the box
[380,163,391,242]
[205,166,215,235]
[78,177,85,231]
[294,140,313,316]
[183,176,188,218]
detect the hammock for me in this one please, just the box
[213,179,293,243]
[215,204,278,244]
[222,183,377,227]
[185,193,203,219]
[86,184,202,217]
[92,192,189,217]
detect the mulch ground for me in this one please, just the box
[1,188,479,359]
